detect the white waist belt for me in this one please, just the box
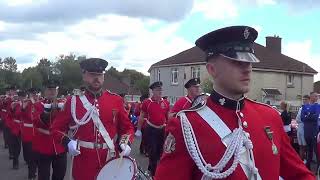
[14,119,21,123]
[23,123,33,128]
[78,140,108,149]
[147,120,165,129]
[37,128,50,135]
[1,109,6,112]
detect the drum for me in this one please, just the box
[97,156,137,180]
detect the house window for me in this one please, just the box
[191,66,201,78]
[287,74,294,87]
[157,69,161,81]
[171,68,179,84]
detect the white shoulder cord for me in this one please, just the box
[71,95,94,126]
[180,113,243,179]
[180,100,259,179]
[70,95,96,137]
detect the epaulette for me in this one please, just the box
[176,93,209,116]
[106,90,120,97]
[245,97,280,113]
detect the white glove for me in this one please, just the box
[120,144,131,156]
[135,130,142,137]
[57,102,64,109]
[44,103,51,109]
[67,140,80,156]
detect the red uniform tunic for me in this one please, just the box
[21,100,36,143]
[170,96,192,115]
[141,98,170,126]
[2,97,11,127]
[9,101,23,136]
[32,100,66,155]
[155,93,314,180]
[51,91,134,180]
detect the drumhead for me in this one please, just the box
[97,156,137,180]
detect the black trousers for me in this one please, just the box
[3,124,10,149]
[22,142,37,179]
[8,132,21,161]
[36,152,67,180]
[140,128,147,154]
[144,125,165,176]
[305,135,318,170]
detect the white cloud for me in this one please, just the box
[0,15,192,75]
[3,0,35,6]
[192,0,239,20]
[283,40,320,81]
[191,0,278,20]
[255,0,277,5]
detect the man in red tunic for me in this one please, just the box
[134,94,149,155]
[135,81,170,177]
[32,80,67,180]
[7,91,25,169]
[21,88,40,180]
[51,58,134,180]
[169,78,201,118]
[155,26,314,179]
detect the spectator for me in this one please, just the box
[296,95,310,163]
[302,92,320,170]
[280,101,292,134]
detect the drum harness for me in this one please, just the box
[177,97,260,180]
[68,94,116,180]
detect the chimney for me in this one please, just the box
[266,35,282,53]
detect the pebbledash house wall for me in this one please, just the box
[150,64,314,107]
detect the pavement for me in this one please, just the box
[0,128,149,180]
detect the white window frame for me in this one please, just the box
[157,69,161,81]
[171,68,179,85]
[287,74,294,87]
[191,66,201,78]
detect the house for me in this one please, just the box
[314,81,320,94]
[148,36,318,108]
[103,75,141,102]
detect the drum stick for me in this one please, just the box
[118,135,130,168]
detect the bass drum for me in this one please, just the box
[96,156,137,180]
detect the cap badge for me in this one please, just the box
[219,98,226,106]
[244,27,250,39]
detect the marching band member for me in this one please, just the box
[2,87,15,157]
[21,88,40,180]
[32,80,67,180]
[155,26,314,179]
[134,94,149,155]
[0,94,9,149]
[51,58,134,180]
[7,90,25,169]
[135,81,170,177]
[169,78,202,118]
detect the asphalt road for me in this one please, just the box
[0,128,149,180]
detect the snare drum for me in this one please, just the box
[96,156,137,180]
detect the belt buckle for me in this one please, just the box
[94,142,102,149]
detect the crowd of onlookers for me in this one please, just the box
[279,92,320,172]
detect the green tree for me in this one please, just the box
[135,76,150,95]
[36,58,52,81]
[21,67,43,90]
[201,77,213,94]
[2,57,17,72]
[54,54,82,95]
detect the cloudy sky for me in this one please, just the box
[0,0,319,81]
